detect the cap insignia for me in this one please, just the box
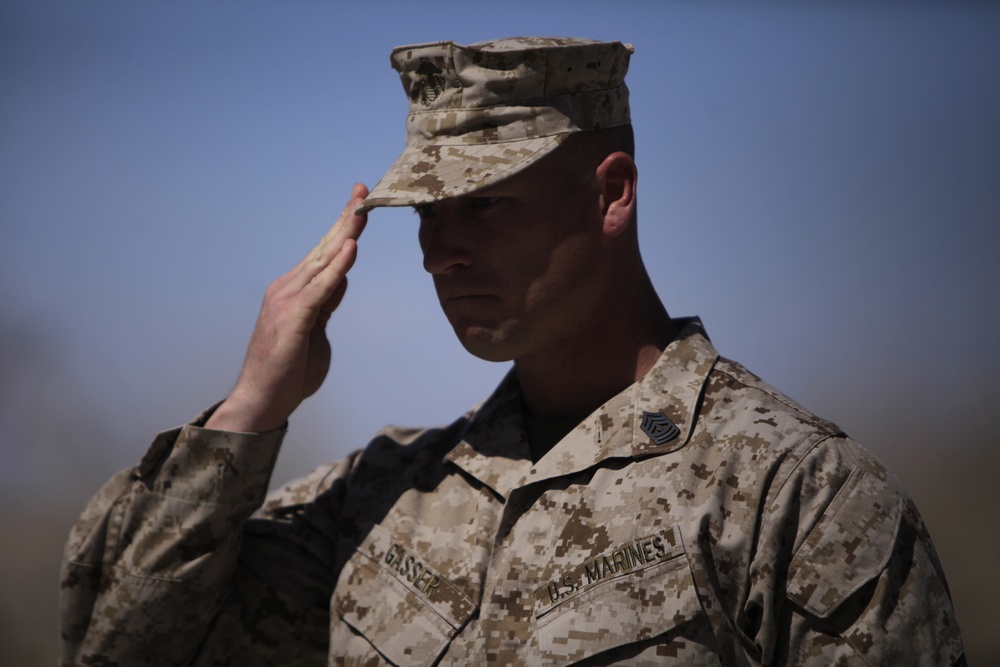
[415,58,446,107]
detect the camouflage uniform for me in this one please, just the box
[61,319,964,665]
[63,38,964,664]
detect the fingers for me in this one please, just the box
[318,183,369,251]
[287,184,370,294]
[322,182,369,244]
[304,237,359,314]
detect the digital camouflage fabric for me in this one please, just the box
[357,37,633,213]
[60,319,964,665]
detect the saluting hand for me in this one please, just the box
[206,183,369,433]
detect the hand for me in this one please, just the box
[206,184,369,433]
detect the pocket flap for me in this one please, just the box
[333,525,475,666]
[534,525,705,665]
[787,468,903,618]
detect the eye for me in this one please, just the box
[413,203,437,220]
[470,197,500,210]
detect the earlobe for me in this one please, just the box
[604,203,629,237]
[597,152,637,238]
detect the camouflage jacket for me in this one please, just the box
[61,319,964,665]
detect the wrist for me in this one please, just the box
[204,392,290,434]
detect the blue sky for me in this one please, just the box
[2,0,999,493]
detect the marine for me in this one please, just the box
[61,36,965,665]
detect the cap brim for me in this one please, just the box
[356,134,567,215]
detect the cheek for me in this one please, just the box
[522,234,599,308]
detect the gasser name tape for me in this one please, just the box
[357,523,477,624]
[384,541,442,596]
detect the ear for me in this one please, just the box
[595,152,637,238]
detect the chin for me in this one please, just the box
[453,326,519,363]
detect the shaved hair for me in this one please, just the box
[563,124,635,162]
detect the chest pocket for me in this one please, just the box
[332,524,476,666]
[532,524,715,666]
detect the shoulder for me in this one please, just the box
[707,355,899,503]
[708,355,843,438]
[692,355,848,482]
[258,413,473,518]
[690,355,914,544]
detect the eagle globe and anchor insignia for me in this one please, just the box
[640,411,680,446]
[414,57,446,107]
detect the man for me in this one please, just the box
[61,37,964,665]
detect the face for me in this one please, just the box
[416,145,612,364]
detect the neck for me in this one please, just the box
[514,271,676,420]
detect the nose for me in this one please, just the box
[419,204,473,275]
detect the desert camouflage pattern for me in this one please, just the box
[61,319,965,665]
[358,37,633,213]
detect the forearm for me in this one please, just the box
[60,417,284,666]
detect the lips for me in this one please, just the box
[435,278,497,302]
[441,293,499,310]
[442,292,493,302]
[436,284,502,319]
[433,271,505,317]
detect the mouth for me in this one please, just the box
[443,292,493,302]
[434,274,503,313]
[438,291,501,318]
[441,293,498,307]
[435,280,496,302]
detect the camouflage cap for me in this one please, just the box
[357,37,634,214]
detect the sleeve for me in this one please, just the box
[58,412,333,666]
[749,437,966,666]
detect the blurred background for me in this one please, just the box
[2,1,997,663]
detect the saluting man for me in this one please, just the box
[61,37,965,665]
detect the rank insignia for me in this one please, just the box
[640,411,680,445]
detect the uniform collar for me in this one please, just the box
[444,318,719,500]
